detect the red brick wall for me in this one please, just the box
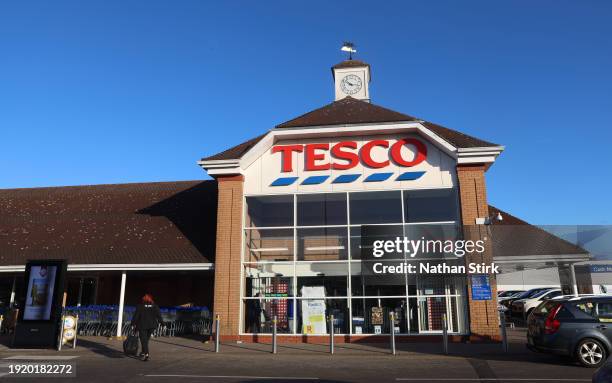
[212,175,244,337]
[456,164,500,341]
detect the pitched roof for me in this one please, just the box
[489,205,589,258]
[0,181,217,266]
[277,96,418,128]
[201,97,500,161]
[422,121,498,148]
[201,133,267,161]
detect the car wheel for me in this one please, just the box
[576,338,607,368]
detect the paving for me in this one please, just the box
[0,329,597,382]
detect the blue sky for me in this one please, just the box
[1,1,611,224]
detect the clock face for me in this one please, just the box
[340,74,362,95]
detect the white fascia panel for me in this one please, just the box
[198,122,505,176]
[0,263,215,273]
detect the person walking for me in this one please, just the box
[131,294,162,361]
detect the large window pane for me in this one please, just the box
[351,261,407,297]
[417,296,447,332]
[297,227,348,261]
[244,263,294,297]
[243,298,293,334]
[418,275,446,296]
[403,223,461,259]
[245,195,293,228]
[404,189,458,223]
[297,193,347,226]
[351,298,408,334]
[349,191,402,224]
[296,262,348,297]
[244,228,293,262]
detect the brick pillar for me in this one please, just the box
[456,164,500,341]
[212,174,244,340]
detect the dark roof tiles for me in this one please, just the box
[0,181,217,266]
[201,97,499,161]
[276,96,418,128]
[489,205,588,257]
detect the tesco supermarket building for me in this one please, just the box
[0,59,590,342]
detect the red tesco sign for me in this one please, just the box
[272,138,427,172]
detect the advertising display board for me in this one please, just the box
[13,260,68,348]
[23,264,58,321]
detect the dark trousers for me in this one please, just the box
[138,329,153,355]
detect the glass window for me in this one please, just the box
[244,228,293,262]
[244,263,294,297]
[447,276,466,295]
[243,298,293,334]
[349,191,402,224]
[241,190,469,336]
[534,301,562,316]
[574,301,597,318]
[245,195,293,228]
[351,298,407,334]
[297,227,348,261]
[404,189,458,223]
[418,276,446,296]
[297,193,347,226]
[417,296,447,332]
[351,261,407,297]
[597,302,612,320]
[296,262,348,297]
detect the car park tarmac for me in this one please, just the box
[0,329,595,383]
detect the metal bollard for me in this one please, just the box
[272,315,277,354]
[214,314,220,353]
[73,315,79,349]
[442,313,448,355]
[499,310,508,353]
[329,314,334,354]
[57,314,65,351]
[389,311,396,355]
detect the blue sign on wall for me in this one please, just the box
[590,265,612,273]
[471,274,492,301]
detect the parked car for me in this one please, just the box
[498,291,524,306]
[498,290,525,298]
[527,296,612,368]
[512,289,563,318]
[501,287,555,310]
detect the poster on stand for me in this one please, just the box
[300,286,327,334]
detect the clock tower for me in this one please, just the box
[332,59,371,102]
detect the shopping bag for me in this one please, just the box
[123,335,139,356]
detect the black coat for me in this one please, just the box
[132,303,163,330]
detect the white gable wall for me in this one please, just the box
[243,132,456,196]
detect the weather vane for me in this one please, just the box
[341,42,356,60]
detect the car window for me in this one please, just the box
[543,290,562,299]
[596,302,612,322]
[534,301,560,316]
[531,289,551,299]
[574,301,597,318]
